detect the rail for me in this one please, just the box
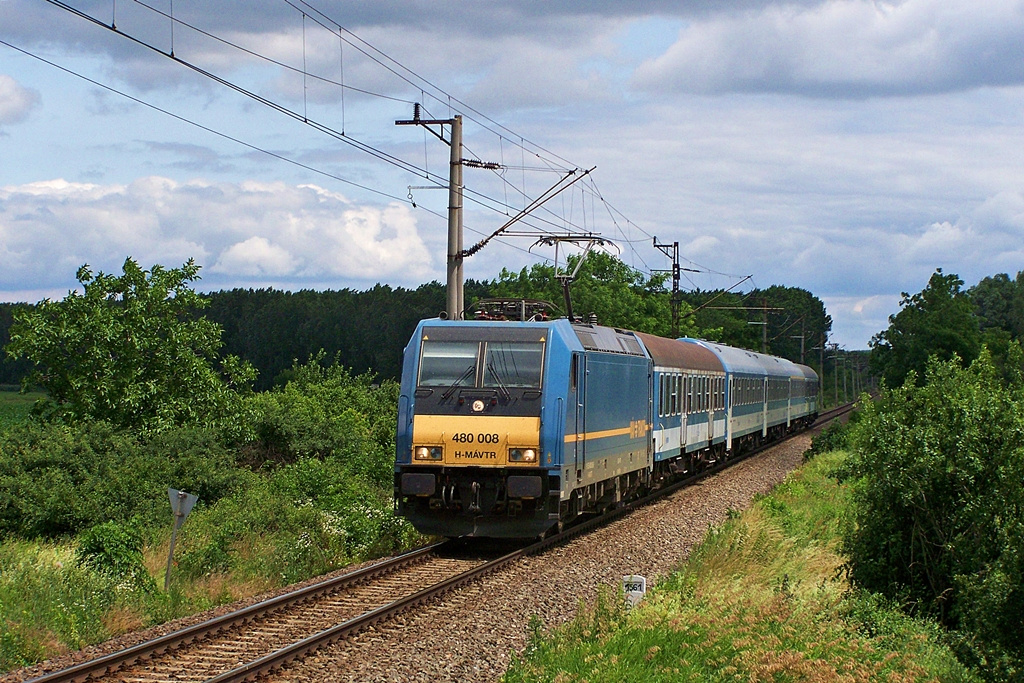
[30,402,855,683]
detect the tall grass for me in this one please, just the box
[0,540,121,671]
[505,451,976,683]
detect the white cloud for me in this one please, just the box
[975,190,1024,231]
[633,0,1024,97]
[0,177,433,291]
[213,236,298,276]
[0,74,40,125]
[821,293,900,347]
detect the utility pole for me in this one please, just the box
[843,356,849,402]
[761,299,768,354]
[790,328,806,364]
[653,238,681,337]
[396,105,464,319]
[829,343,839,406]
[819,332,825,381]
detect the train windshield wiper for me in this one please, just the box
[486,365,512,402]
[442,365,476,400]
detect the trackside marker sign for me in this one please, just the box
[165,488,199,590]
[623,575,647,607]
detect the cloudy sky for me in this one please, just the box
[2,0,1023,349]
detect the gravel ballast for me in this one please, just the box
[3,433,812,683]
[281,433,812,682]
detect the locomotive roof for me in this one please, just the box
[570,323,646,356]
[632,331,724,373]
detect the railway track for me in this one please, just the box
[27,404,853,683]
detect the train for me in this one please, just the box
[394,315,819,538]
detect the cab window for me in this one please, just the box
[418,341,479,387]
[482,341,544,388]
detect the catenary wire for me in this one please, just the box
[27,2,747,289]
[0,37,555,266]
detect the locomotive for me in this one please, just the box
[394,316,818,538]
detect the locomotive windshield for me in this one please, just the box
[418,341,479,387]
[483,342,543,388]
[418,339,544,389]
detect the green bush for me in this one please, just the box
[235,353,398,479]
[0,421,246,538]
[802,418,850,461]
[175,454,418,583]
[76,520,155,593]
[842,344,1024,679]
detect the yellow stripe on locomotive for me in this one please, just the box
[410,414,541,466]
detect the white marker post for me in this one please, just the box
[165,488,198,591]
[622,575,647,608]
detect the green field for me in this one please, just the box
[0,390,42,430]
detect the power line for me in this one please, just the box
[25,1,756,290]
[293,0,584,174]
[0,37,406,204]
[0,37,554,267]
[130,0,415,104]
[40,0,610,240]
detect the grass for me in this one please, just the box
[0,531,282,673]
[504,451,977,683]
[0,390,43,431]
[0,539,118,671]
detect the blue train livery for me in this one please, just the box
[394,318,818,538]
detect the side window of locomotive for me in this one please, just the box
[483,341,544,388]
[419,341,480,387]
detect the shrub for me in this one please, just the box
[802,418,849,461]
[175,455,420,584]
[0,421,246,538]
[76,520,155,593]
[235,353,398,483]
[842,345,1024,678]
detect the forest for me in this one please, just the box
[0,252,836,391]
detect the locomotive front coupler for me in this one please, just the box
[468,481,482,514]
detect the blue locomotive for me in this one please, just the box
[394,318,819,538]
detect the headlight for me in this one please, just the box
[509,447,537,463]
[414,446,443,461]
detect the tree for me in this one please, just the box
[5,258,254,432]
[680,289,761,349]
[869,269,981,387]
[969,271,1024,340]
[484,252,698,338]
[843,347,1024,677]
